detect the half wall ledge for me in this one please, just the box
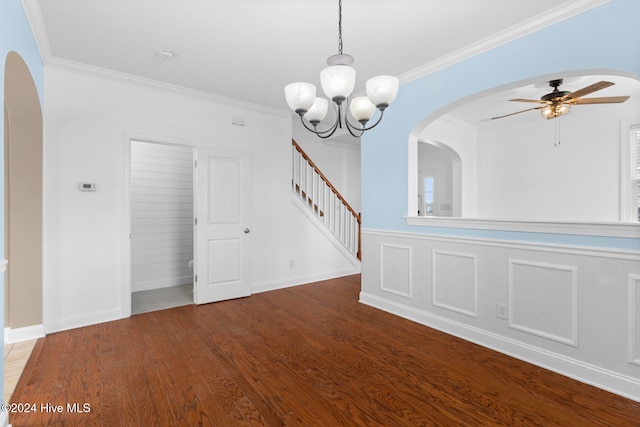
[405,216,640,239]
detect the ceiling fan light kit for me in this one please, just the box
[540,102,571,119]
[284,0,399,139]
[492,78,630,121]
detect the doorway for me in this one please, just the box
[129,140,195,315]
[4,51,43,337]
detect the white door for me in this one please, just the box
[195,148,251,304]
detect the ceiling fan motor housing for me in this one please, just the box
[541,79,570,102]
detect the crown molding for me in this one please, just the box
[22,0,609,115]
[20,0,290,118]
[46,56,290,117]
[21,0,52,60]
[398,0,611,84]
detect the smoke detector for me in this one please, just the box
[156,49,175,60]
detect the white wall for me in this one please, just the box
[43,66,359,333]
[476,105,632,221]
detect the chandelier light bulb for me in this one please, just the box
[320,65,356,104]
[366,75,399,109]
[285,82,316,115]
[304,98,329,125]
[349,96,376,124]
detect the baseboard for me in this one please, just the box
[0,410,9,427]
[44,309,121,334]
[251,267,360,295]
[4,324,45,344]
[359,291,640,403]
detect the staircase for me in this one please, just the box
[291,139,361,260]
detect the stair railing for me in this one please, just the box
[291,139,361,260]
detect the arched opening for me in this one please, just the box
[408,70,640,222]
[417,140,461,217]
[4,51,43,336]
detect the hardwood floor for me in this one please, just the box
[9,274,640,426]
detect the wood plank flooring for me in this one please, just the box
[9,274,640,426]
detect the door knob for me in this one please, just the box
[244,228,250,234]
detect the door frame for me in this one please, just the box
[121,134,198,318]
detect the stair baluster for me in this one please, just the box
[291,139,361,260]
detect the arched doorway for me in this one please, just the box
[4,51,43,338]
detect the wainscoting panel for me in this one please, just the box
[508,259,578,346]
[432,251,477,317]
[360,229,640,401]
[630,274,640,366]
[380,244,412,298]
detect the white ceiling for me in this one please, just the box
[26,0,611,115]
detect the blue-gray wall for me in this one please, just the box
[361,0,640,250]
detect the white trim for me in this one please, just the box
[4,324,45,344]
[380,244,413,298]
[0,259,7,273]
[22,0,608,116]
[629,274,640,366]
[359,291,640,403]
[432,250,478,318]
[0,410,9,427]
[405,216,640,239]
[122,134,201,319]
[21,0,288,118]
[45,309,121,334]
[398,0,610,84]
[250,267,360,295]
[508,259,578,347]
[364,229,640,261]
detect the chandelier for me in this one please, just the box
[284,0,399,139]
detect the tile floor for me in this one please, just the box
[4,339,37,403]
[131,283,193,315]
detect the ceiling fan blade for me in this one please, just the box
[566,81,615,100]
[572,96,630,104]
[509,98,544,103]
[490,106,543,120]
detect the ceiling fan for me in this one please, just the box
[491,79,630,120]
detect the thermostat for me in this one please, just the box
[78,183,97,192]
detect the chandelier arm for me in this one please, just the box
[343,108,386,137]
[344,118,364,138]
[299,116,340,139]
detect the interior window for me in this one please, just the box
[631,125,640,222]
[424,177,434,215]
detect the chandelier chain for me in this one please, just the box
[338,0,343,55]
